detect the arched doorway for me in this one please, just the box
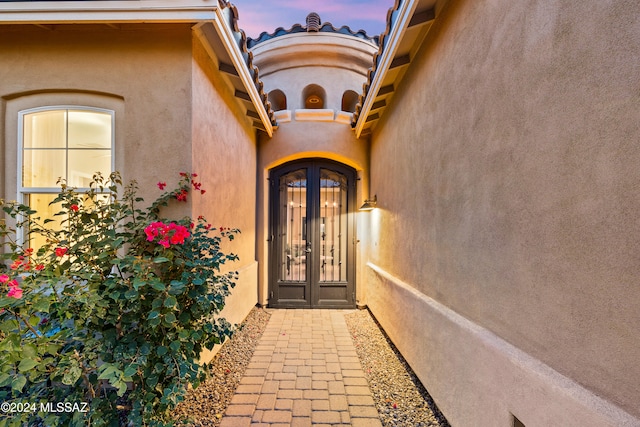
[269,159,356,308]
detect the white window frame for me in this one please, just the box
[16,105,115,244]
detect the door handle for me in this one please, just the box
[305,241,312,253]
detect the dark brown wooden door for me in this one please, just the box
[269,160,356,308]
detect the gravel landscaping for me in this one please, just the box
[174,307,272,426]
[344,309,450,427]
[175,306,449,426]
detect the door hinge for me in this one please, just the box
[270,291,274,300]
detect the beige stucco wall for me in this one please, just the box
[367,0,640,425]
[0,24,260,360]
[191,35,259,348]
[0,23,194,203]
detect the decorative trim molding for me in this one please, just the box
[274,110,292,123]
[294,109,335,122]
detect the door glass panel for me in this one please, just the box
[319,169,348,282]
[279,169,307,282]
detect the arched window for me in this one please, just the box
[341,90,359,113]
[18,106,114,248]
[302,84,326,109]
[268,89,287,111]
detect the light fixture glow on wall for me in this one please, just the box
[359,195,377,211]
[307,95,321,105]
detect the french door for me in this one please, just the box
[269,159,356,308]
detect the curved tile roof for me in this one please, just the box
[247,13,380,49]
[218,0,277,127]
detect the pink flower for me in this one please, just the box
[7,286,23,299]
[144,221,190,248]
[175,189,188,202]
[144,221,164,242]
[55,247,68,257]
[157,182,167,190]
[191,173,198,178]
[0,274,9,283]
[70,204,79,212]
[35,264,45,271]
[24,248,34,256]
[200,190,206,195]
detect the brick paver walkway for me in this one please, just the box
[220,309,383,427]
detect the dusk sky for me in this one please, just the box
[231,0,395,39]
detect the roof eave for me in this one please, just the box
[193,10,274,136]
[0,1,219,24]
[354,0,419,139]
[0,0,274,137]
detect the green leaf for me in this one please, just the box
[45,343,61,356]
[125,289,138,299]
[163,313,177,325]
[153,257,170,264]
[151,281,166,291]
[11,375,27,392]
[62,365,82,385]
[116,380,128,396]
[163,296,177,308]
[22,343,38,359]
[147,311,160,320]
[33,299,51,313]
[124,364,138,378]
[169,341,181,352]
[0,373,12,387]
[18,358,38,372]
[146,375,159,388]
[132,278,146,291]
[0,297,15,309]
[97,363,119,381]
[156,346,168,356]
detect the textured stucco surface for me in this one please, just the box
[191,35,259,344]
[0,24,194,204]
[0,24,260,359]
[367,0,640,423]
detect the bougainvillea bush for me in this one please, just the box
[0,172,239,427]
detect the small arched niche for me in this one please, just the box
[268,89,287,111]
[302,84,326,109]
[341,90,359,113]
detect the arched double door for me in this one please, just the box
[269,159,356,308]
